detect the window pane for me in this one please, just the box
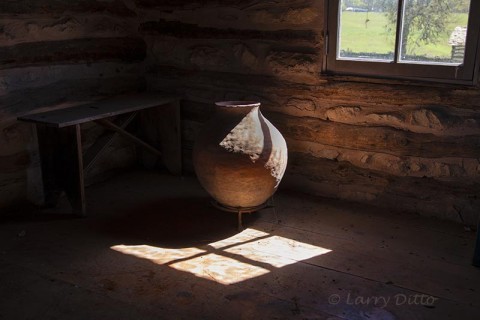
[338,0,398,61]
[400,0,471,65]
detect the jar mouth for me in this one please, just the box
[215,101,260,108]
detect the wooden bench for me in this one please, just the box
[18,93,181,216]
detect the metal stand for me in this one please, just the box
[211,200,270,231]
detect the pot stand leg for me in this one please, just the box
[238,210,243,231]
[235,199,279,230]
[211,200,270,230]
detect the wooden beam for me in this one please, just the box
[95,118,163,158]
[0,0,135,16]
[83,112,137,173]
[268,112,480,159]
[140,19,317,42]
[0,38,146,70]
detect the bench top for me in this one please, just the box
[18,93,179,128]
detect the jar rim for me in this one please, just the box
[215,101,260,108]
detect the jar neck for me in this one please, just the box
[215,105,259,115]
[214,101,261,116]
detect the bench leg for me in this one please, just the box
[37,124,86,216]
[474,219,480,267]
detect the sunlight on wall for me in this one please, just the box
[111,228,332,285]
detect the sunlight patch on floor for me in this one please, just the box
[111,228,332,285]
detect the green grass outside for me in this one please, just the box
[339,12,469,59]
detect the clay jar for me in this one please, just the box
[193,101,288,208]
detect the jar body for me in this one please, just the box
[193,101,288,208]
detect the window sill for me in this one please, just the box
[320,71,480,90]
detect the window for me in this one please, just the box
[325,0,480,84]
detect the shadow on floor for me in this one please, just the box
[91,196,261,248]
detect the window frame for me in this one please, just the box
[324,0,480,85]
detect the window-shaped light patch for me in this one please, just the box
[111,228,332,285]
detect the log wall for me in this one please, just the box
[1,0,479,225]
[138,0,480,225]
[0,0,145,210]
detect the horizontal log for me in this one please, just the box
[136,0,320,30]
[146,65,308,93]
[0,38,146,70]
[140,19,318,42]
[0,63,144,97]
[136,0,316,8]
[0,0,135,16]
[0,16,137,47]
[286,137,480,179]
[312,81,480,112]
[135,0,284,9]
[146,40,321,85]
[319,104,480,137]
[268,112,480,159]
[286,152,480,225]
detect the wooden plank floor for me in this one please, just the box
[0,170,478,320]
